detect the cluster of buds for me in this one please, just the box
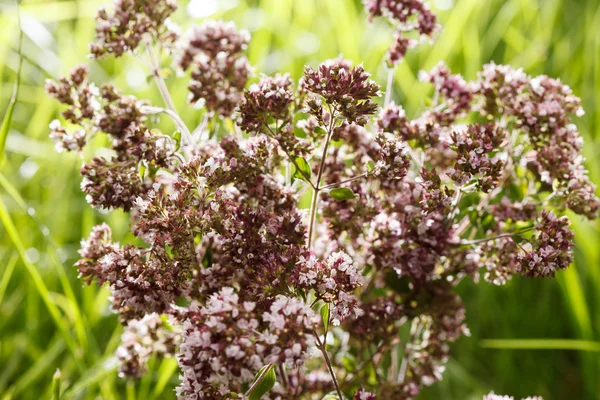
[116,313,179,378]
[177,288,318,398]
[363,0,440,65]
[47,0,593,398]
[449,123,506,192]
[303,59,381,126]
[90,0,178,58]
[176,21,252,117]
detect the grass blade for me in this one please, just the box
[0,0,23,166]
[480,339,600,352]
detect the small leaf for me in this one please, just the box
[313,126,327,136]
[320,303,330,333]
[341,354,357,372]
[367,160,375,172]
[139,164,147,179]
[511,234,524,244]
[329,187,356,200]
[293,127,306,138]
[248,365,276,400]
[173,131,181,150]
[293,157,312,181]
[385,271,411,295]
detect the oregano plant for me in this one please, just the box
[46,0,598,399]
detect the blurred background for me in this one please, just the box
[1,0,600,398]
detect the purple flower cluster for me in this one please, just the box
[117,313,179,378]
[364,0,439,65]
[517,211,574,278]
[177,288,317,398]
[47,1,593,398]
[176,21,252,117]
[90,0,178,58]
[303,60,381,126]
[449,123,505,192]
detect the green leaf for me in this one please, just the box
[293,157,312,181]
[341,354,357,372]
[384,270,411,295]
[313,126,327,136]
[320,303,330,333]
[0,2,23,166]
[329,187,356,200]
[173,130,182,150]
[248,365,276,400]
[293,127,306,138]
[367,160,375,172]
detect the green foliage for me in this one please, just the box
[0,0,599,399]
[248,364,276,400]
[329,187,357,200]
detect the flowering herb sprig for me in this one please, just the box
[47,0,597,398]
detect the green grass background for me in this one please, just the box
[1,0,600,398]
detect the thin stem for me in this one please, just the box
[384,67,396,107]
[320,173,368,190]
[244,363,274,396]
[313,330,343,399]
[278,363,289,389]
[264,124,316,189]
[192,113,210,140]
[141,106,194,147]
[455,227,534,246]
[146,39,178,114]
[307,121,335,248]
[307,189,319,248]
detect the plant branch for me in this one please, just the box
[384,67,396,107]
[307,115,335,248]
[263,124,316,190]
[141,106,194,147]
[320,173,368,190]
[146,39,178,115]
[454,227,534,246]
[313,330,343,399]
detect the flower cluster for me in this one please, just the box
[238,74,295,134]
[48,0,590,398]
[117,313,179,378]
[297,252,365,325]
[176,21,252,117]
[449,123,505,192]
[517,211,574,278]
[177,288,317,398]
[90,0,178,58]
[364,0,439,64]
[419,62,474,125]
[373,133,411,180]
[303,60,381,126]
